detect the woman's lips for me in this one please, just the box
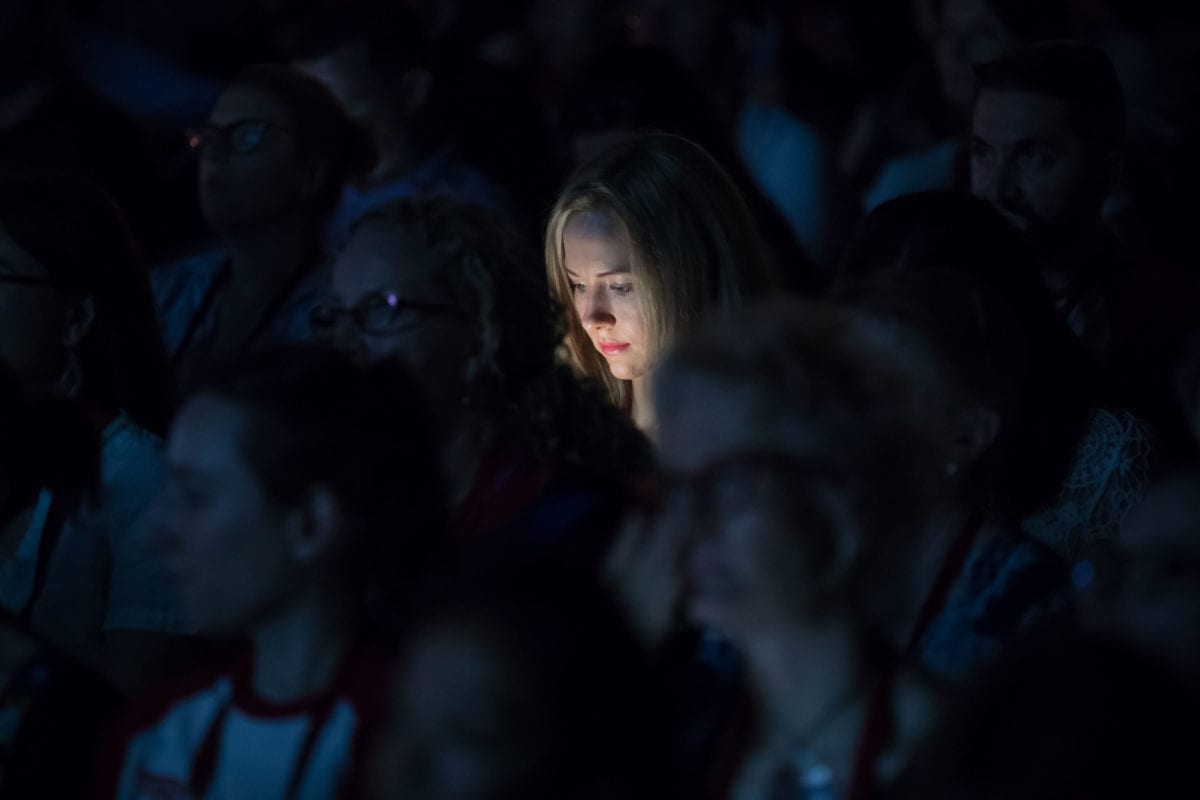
[599,342,630,356]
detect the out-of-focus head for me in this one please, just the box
[839,191,1037,288]
[194,64,374,235]
[652,300,940,639]
[970,42,1125,248]
[560,44,727,168]
[837,191,1097,516]
[0,0,63,88]
[1080,470,1200,685]
[320,197,557,422]
[545,133,768,408]
[933,0,1071,109]
[289,4,429,135]
[528,0,624,76]
[156,347,444,636]
[625,0,737,77]
[0,174,173,433]
[371,564,667,800]
[835,270,1041,515]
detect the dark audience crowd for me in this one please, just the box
[2,1,1200,798]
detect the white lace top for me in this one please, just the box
[1022,408,1156,559]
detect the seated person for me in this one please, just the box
[0,363,123,799]
[836,272,1071,680]
[154,64,374,392]
[545,133,774,434]
[969,41,1200,458]
[94,348,446,800]
[626,300,947,798]
[837,191,1155,560]
[0,174,190,694]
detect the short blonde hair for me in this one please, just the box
[545,133,769,409]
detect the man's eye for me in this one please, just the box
[1020,146,1056,171]
[971,141,995,163]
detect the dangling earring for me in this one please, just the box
[57,349,83,399]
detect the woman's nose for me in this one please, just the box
[582,290,616,328]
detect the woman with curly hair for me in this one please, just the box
[544,133,773,435]
[315,196,652,553]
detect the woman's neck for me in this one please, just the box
[631,375,657,439]
[369,117,425,186]
[225,219,315,299]
[250,591,354,704]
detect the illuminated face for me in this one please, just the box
[562,210,650,383]
[971,89,1102,247]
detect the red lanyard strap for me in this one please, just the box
[908,507,985,651]
[188,674,341,800]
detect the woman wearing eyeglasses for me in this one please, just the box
[641,300,945,800]
[316,196,652,553]
[153,64,375,392]
[0,174,193,695]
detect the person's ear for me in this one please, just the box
[286,485,342,565]
[947,405,1001,475]
[62,294,95,349]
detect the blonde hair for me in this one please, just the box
[545,133,769,409]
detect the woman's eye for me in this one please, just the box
[610,283,634,297]
[570,282,586,294]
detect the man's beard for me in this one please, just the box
[997,201,1097,261]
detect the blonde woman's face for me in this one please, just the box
[562,211,649,382]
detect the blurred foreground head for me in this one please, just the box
[372,562,669,800]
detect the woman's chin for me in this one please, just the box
[604,360,647,382]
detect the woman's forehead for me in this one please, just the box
[210,85,292,127]
[565,206,625,238]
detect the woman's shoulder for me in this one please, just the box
[68,416,164,544]
[151,246,228,305]
[150,246,229,354]
[97,416,164,500]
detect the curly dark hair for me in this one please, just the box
[354,196,653,478]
